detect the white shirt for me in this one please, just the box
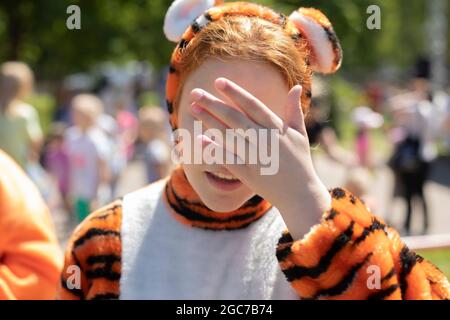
[65,127,109,199]
[120,180,298,300]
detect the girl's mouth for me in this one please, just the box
[205,171,242,191]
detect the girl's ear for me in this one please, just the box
[164,0,221,42]
[289,8,343,74]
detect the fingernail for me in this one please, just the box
[215,78,227,90]
[191,103,203,114]
[191,89,204,101]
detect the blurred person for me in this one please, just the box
[433,90,450,151]
[388,77,437,235]
[0,61,43,168]
[0,149,62,299]
[307,79,357,167]
[65,94,111,222]
[351,106,384,167]
[58,1,449,300]
[42,122,70,213]
[97,111,125,199]
[136,106,172,183]
[115,95,139,161]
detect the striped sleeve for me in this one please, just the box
[276,188,450,300]
[58,200,123,300]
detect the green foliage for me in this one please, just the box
[417,249,450,278]
[0,0,444,79]
[26,93,56,134]
[138,91,162,108]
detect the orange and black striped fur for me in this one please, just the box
[59,200,122,300]
[276,188,450,300]
[59,184,450,300]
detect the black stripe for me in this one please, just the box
[166,100,174,114]
[60,277,84,299]
[91,293,119,300]
[353,218,386,245]
[331,188,346,200]
[276,245,291,262]
[86,254,121,266]
[381,267,396,282]
[399,246,418,297]
[86,268,121,281]
[278,232,294,245]
[368,284,399,300]
[169,65,176,74]
[282,221,355,281]
[323,26,342,66]
[178,38,189,50]
[305,89,312,99]
[349,194,357,204]
[311,253,372,299]
[74,228,120,248]
[191,21,201,33]
[90,204,121,221]
[166,183,262,224]
[325,208,339,221]
[204,12,213,22]
[241,195,266,208]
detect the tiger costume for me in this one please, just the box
[59,0,450,300]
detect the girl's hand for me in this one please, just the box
[190,77,331,240]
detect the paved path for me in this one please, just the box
[313,155,450,235]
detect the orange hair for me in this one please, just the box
[166,2,314,129]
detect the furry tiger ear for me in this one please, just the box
[164,0,222,42]
[289,8,343,74]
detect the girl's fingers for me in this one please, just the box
[190,91,262,145]
[191,102,228,142]
[284,85,307,136]
[192,105,257,163]
[214,78,283,130]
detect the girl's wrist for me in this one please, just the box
[279,177,331,240]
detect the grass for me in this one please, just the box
[416,249,450,278]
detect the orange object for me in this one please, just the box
[0,150,62,299]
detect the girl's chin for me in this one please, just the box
[199,190,252,213]
[201,199,245,213]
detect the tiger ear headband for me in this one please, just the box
[164,0,343,129]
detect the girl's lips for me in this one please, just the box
[205,171,242,191]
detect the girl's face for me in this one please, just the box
[178,58,290,212]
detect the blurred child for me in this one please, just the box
[65,94,110,222]
[136,106,172,183]
[0,61,43,168]
[115,94,138,161]
[43,122,70,212]
[351,106,384,167]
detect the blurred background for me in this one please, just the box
[0,0,449,274]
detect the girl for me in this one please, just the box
[59,0,450,300]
